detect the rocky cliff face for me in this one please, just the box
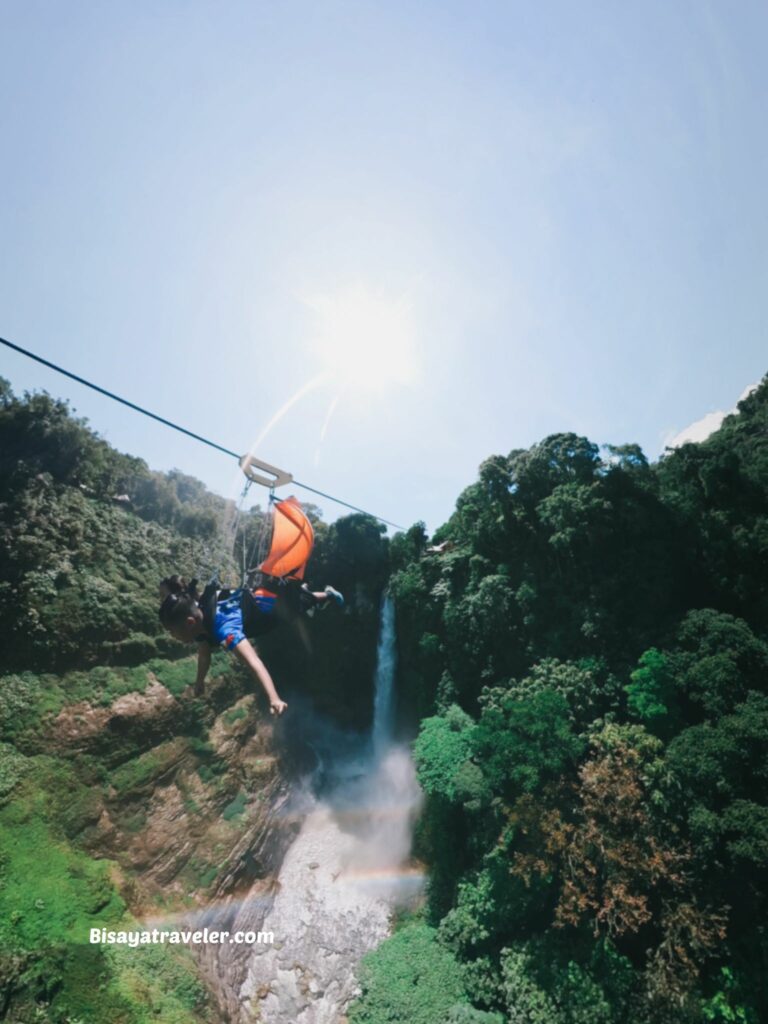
[55,685,279,876]
[38,661,301,1022]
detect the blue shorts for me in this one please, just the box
[212,589,278,650]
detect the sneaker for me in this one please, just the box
[324,585,345,608]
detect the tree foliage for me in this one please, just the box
[371,374,768,1023]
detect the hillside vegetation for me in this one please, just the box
[352,377,768,1024]
[0,379,388,1022]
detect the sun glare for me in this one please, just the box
[304,286,419,393]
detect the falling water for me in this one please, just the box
[372,593,396,756]
[236,589,424,1024]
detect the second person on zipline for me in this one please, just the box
[158,496,343,716]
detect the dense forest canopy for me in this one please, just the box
[352,375,768,1024]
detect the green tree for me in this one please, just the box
[626,648,679,735]
[472,689,584,799]
[348,924,468,1024]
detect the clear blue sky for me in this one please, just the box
[1,1,766,533]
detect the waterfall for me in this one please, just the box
[372,592,396,755]
[233,590,423,1024]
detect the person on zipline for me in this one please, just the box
[158,497,343,715]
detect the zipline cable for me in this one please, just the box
[0,335,240,459]
[1,335,405,529]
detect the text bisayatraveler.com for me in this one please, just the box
[90,927,274,947]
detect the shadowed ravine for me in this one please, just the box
[197,593,424,1023]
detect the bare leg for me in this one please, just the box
[299,583,344,609]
